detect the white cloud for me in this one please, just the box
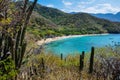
[80,0,95,5]
[62,2,120,14]
[47,4,54,7]
[82,3,120,13]
[62,0,73,6]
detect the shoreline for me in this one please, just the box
[36,33,109,46]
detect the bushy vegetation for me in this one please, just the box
[0,58,17,80]
[0,0,37,79]
[1,0,120,80]
[16,46,120,80]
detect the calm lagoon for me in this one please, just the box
[44,34,120,56]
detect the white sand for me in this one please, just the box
[36,33,109,46]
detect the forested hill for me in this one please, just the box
[28,2,120,38]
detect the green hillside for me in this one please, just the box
[34,4,69,24]
[28,12,58,38]
[58,13,120,34]
[28,3,120,38]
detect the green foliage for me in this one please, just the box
[0,1,38,80]
[33,4,69,24]
[27,4,120,39]
[0,58,17,80]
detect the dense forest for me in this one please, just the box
[27,3,120,39]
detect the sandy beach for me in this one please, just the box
[36,33,109,46]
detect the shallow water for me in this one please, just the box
[44,34,120,56]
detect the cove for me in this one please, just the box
[44,34,120,56]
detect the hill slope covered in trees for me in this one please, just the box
[28,3,120,39]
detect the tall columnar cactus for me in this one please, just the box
[61,53,63,60]
[79,51,85,71]
[14,29,27,69]
[0,0,37,69]
[0,33,12,60]
[89,47,95,73]
[41,58,45,70]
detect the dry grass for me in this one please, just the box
[17,36,120,80]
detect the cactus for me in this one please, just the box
[79,51,85,71]
[0,35,11,60]
[0,0,38,70]
[13,27,27,69]
[0,28,27,69]
[41,58,45,70]
[61,53,63,60]
[89,47,95,73]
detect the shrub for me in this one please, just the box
[0,58,17,80]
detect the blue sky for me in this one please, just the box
[35,0,120,14]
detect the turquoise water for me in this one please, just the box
[44,34,120,56]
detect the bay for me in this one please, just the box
[44,34,120,56]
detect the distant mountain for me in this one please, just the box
[69,12,78,14]
[27,2,120,38]
[91,12,120,22]
[70,12,120,22]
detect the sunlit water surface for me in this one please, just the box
[44,34,120,56]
